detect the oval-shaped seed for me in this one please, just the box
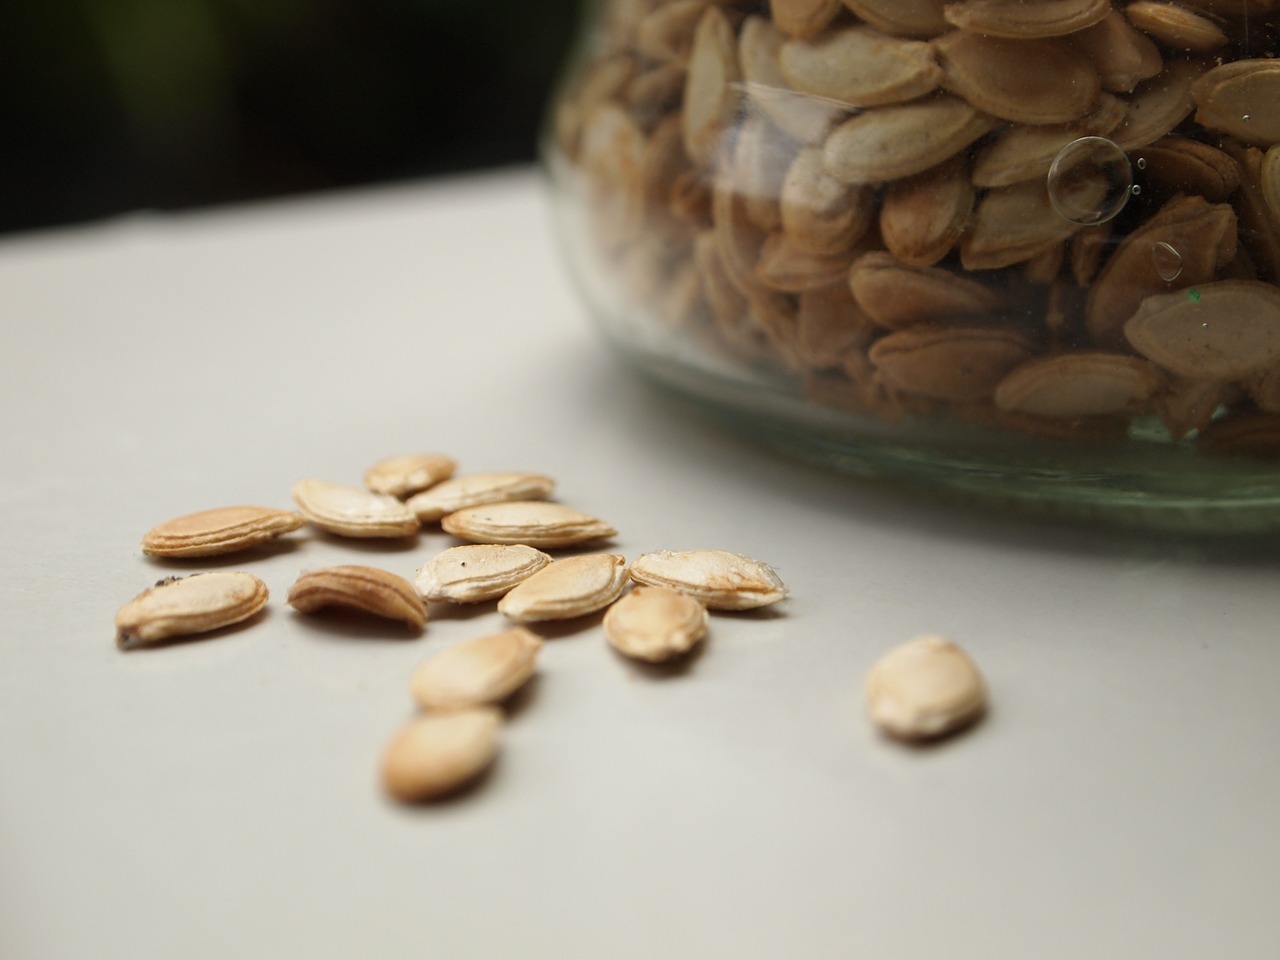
[869,325,1038,402]
[115,571,268,649]
[441,501,616,548]
[405,471,556,522]
[141,505,304,558]
[970,96,1126,188]
[850,252,1005,329]
[629,550,788,610]
[1084,195,1237,346]
[1129,136,1240,203]
[635,0,704,62]
[961,179,1105,271]
[1126,1,1227,53]
[994,352,1162,418]
[1262,145,1280,223]
[498,554,630,622]
[943,0,1108,38]
[1073,11,1163,94]
[362,453,457,498]
[409,627,541,710]
[682,6,740,164]
[415,544,553,604]
[866,634,987,741]
[781,146,875,256]
[1124,281,1280,381]
[287,565,426,629]
[604,586,709,663]
[779,26,942,107]
[879,158,974,265]
[823,96,997,185]
[1111,58,1205,150]
[756,232,855,292]
[772,0,843,39]
[933,32,1100,125]
[841,0,950,38]
[1190,59,1280,146]
[381,708,502,803]
[291,478,420,538]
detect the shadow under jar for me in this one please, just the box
[543,0,1280,532]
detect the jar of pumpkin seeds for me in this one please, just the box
[543,0,1280,530]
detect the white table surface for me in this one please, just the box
[2,167,1277,960]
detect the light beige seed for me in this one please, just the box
[362,453,457,498]
[409,627,542,710]
[841,0,950,38]
[682,6,741,164]
[823,96,997,185]
[287,565,426,629]
[405,471,557,522]
[943,0,1109,38]
[1111,58,1205,150]
[866,634,987,741]
[1124,280,1280,381]
[604,586,709,663]
[970,95,1126,188]
[629,549,788,610]
[115,571,268,649]
[771,0,843,39]
[961,179,1106,271]
[879,158,974,265]
[779,26,943,107]
[869,325,1038,403]
[381,708,502,803]
[755,231,855,292]
[441,501,616,548]
[1190,59,1280,146]
[141,505,304,558]
[291,478,420,538]
[1073,11,1163,94]
[849,252,1006,330]
[780,146,875,256]
[933,32,1100,125]
[498,554,630,622]
[414,544,553,603]
[1125,1,1227,53]
[994,352,1162,418]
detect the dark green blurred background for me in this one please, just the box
[0,0,579,234]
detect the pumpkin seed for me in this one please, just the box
[141,505,304,558]
[441,501,617,548]
[405,472,556,522]
[409,627,541,711]
[603,585,709,663]
[115,572,268,649]
[498,553,630,622]
[291,478,420,538]
[414,544,553,604]
[287,565,426,629]
[381,708,502,802]
[628,549,788,610]
[994,352,1162,418]
[866,634,987,741]
[362,453,457,498]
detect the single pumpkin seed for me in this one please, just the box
[414,544,553,603]
[405,471,557,522]
[498,553,630,622]
[869,325,1038,402]
[840,0,951,38]
[866,634,987,741]
[115,571,268,649]
[287,565,426,629]
[635,0,705,63]
[1125,1,1228,53]
[442,501,617,548]
[970,95,1126,188]
[409,627,542,711]
[771,0,843,39]
[629,549,788,610]
[141,505,304,558]
[1128,136,1240,203]
[879,157,974,265]
[381,708,502,803]
[961,178,1107,271]
[1072,11,1164,94]
[683,6,741,164]
[604,585,709,663]
[942,0,1109,38]
[362,453,457,498]
[291,478,420,538]
[850,252,1006,329]
[994,352,1163,418]
[780,146,876,256]
[779,26,943,107]
[1110,58,1206,150]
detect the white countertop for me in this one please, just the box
[2,167,1277,959]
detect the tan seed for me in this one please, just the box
[771,0,843,39]
[1124,280,1280,381]
[1190,59,1280,146]
[779,26,943,107]
[840,0,950,38]
[498,554,630,622]
[405,471,556,522]
[362,453,457,498]
[961,179,1106,271]
[414,544,553,603]
[141,505,304,558]
[869,325,1038,403]
[970,96,1126,188]
[1129,136,1240,204]
[287,565,426,629]
[850,252,1005,330]
[756,231,855,292]
[381,708,502,803]
[682,6,740,164]
[942,0,1109,38]
[115,571,268,649]
[291,478,420,538]
[1111,58,1205,150]
[1125,1,1227,53]
[629,549,788,610]
[604,585,709,663]
[1073,11,1163,94]
[739,16,848,145]
[879,158,974,265]
[994,352,1162,418]
[780,146,876,257]
[635,0,705,63]
[441,501,616,548]
[866,634,987,741]
[409,627,542,710]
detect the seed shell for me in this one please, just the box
[405,471,557,521]
[441,501,616,548]
[381,708,502,803]
[414,544,554,603]
[629,550,788,610]
[141,505,304,558]
[287,565,427,629]
[291,478,420,538]
[409,627,542,711]
[498,554,630,622]
[362,453,457,498]
[866,634,987,741]
[115,572,269,648]
[604,585,709,663]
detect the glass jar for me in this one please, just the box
[543,0,1280,530]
